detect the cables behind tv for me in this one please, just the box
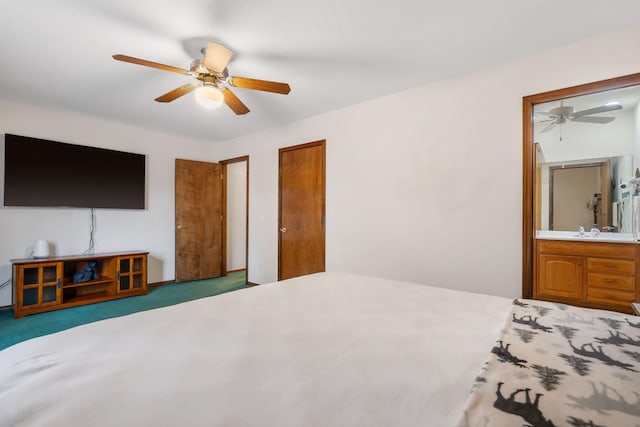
[84,208,96,255]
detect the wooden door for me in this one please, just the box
[175,159,224,282]
[278,140,326,280]
[599,161,611,229]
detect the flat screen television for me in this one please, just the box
[3,134,146,209]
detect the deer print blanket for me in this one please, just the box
[458,299,640,427]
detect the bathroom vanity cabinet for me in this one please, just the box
[534,239,638,314]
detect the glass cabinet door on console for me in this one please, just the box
[116,255,146,293]
[16,262,63,310]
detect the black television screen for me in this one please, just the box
[3,134,146,209]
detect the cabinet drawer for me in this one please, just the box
[536,240,637,258]
[587,273,635,291]
[587,258,635,275]
[586,287,635,305]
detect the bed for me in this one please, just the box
[0,272,638,426]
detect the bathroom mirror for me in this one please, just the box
[522,72,640,298]
[534,86,640,234]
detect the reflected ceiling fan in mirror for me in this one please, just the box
[536,101,622,134]
[113,41,291,115]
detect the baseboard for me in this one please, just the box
[226,268,247,274]
[148,280,175,287]
[0,305,12,311]
[247,281,259,287]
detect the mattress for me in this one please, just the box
[0,272,513,426]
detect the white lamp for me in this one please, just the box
[33,240,50,259]
[195,86,224,109]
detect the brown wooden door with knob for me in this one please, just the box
[175,159,224,282]
[278,140,326,280]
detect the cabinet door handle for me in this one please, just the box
[116,271,120,280]
[57,278,61,289]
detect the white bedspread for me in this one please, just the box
[0,272,512,426]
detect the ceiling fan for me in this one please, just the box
[113,42,290,115]
[536,101,622,133]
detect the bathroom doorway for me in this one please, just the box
[221,156,249,281]
[549,162,610,231]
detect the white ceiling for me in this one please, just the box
[2,1,640,142]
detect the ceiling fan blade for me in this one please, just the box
[572,103,622,117]
[113,54,191,75]
[221,88,250,115]
[204,42,233,73]
[230,77,291,94]
[570,116,616,124]
[155,84,198,103]
[540,121,558,133]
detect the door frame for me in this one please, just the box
[548,161,608,230]
[220,156,249,281]
[278,140,326,280]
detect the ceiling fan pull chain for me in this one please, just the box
[559,124,562,142]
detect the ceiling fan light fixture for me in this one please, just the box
[195,86,224,109]
[113,40,289,115]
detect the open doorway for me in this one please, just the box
[221,156,249,283]
[549,161,611,231]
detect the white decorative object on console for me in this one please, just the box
[32,240,49,259]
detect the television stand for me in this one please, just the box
[11,251,148,318]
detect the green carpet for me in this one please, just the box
[0,271,248,352]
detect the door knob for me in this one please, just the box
[280,227,287,233]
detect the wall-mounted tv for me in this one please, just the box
[3,134,146,209]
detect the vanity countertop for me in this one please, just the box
[536,230,638,244]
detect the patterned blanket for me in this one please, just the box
[458,299,640,427]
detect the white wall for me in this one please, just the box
[226,161,247,271]
[210,26,640,298]
[2,26,639,305]
[0,100,216,306]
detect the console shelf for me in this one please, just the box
[12,251,148,318]
[63,277,115,288]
